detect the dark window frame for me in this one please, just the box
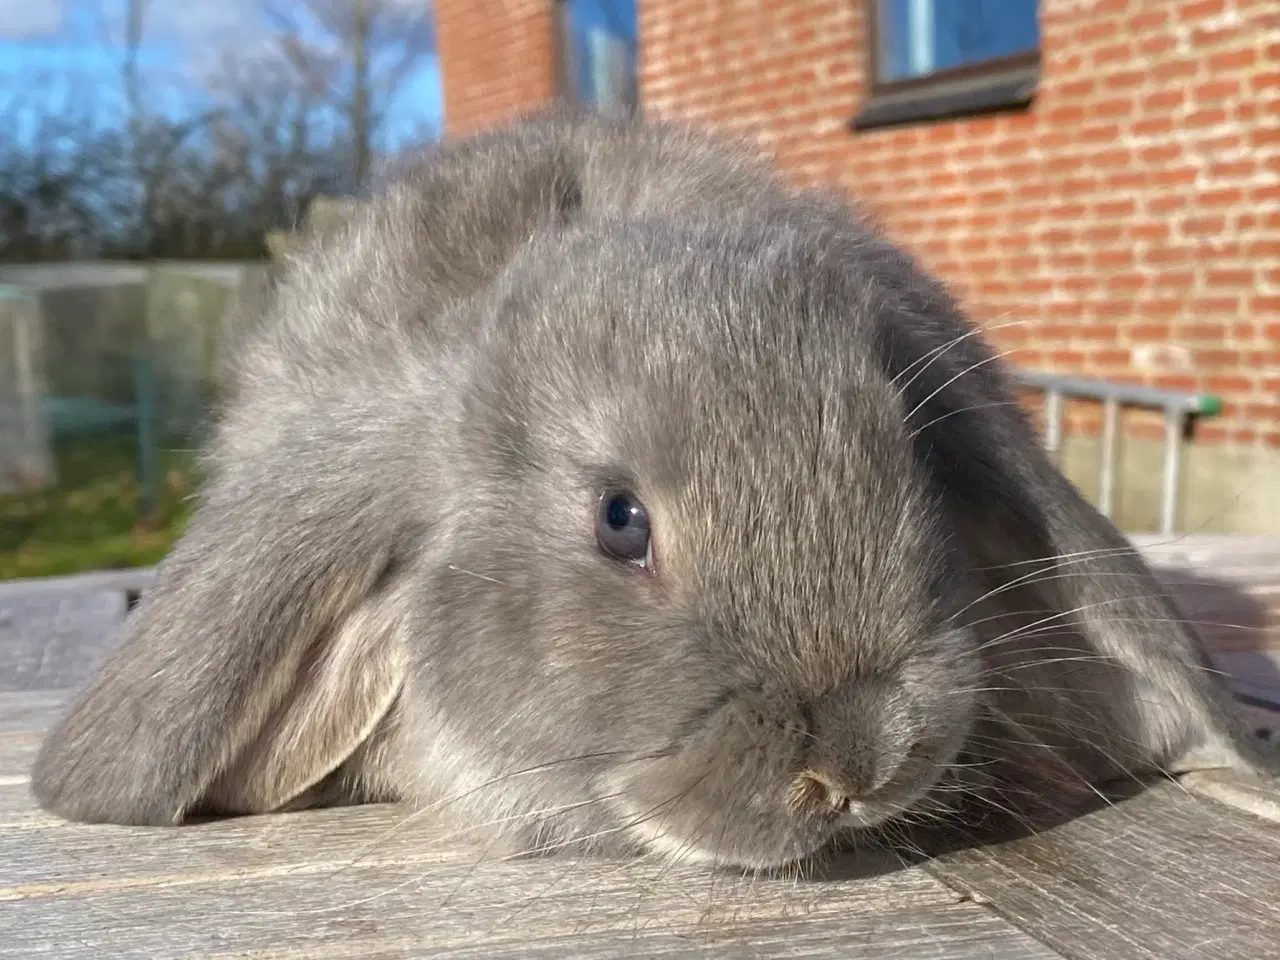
[553,0,577,105]
[553,0,640,117]
[851,1,1041,131]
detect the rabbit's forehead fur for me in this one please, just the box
[457,219,959,680]
[399,210,980,868]
[227,111,962,701]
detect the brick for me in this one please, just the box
[440,0,1280,445]
[1210,48,1258,71]
[1206,376,1255,392]
[1103,70,1146,91]
[1179,0,1228,21]
[1199,187,1247,207]
[1206,268,1255,287]
[1153,374,1199,392]
[1188,296,1243,313]
[1151,271,1195,290]
[1194,79,1244,101]
[1152,58,1197,81]
[1126,9,1169,32]
[1130,222,1172,242]
[1142,90,1185,111]
[1106,273,1145,292]
[1093,349,1132,367]
[1144,299,1188,318]
[1133,117,1176,137]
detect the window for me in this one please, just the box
[556,0,639,118]
[853,0,1041,130]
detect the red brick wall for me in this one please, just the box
[639,0,1278,447]
[430,0,1276,447]
[436,0,559,137]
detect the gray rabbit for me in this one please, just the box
[31,107,1274,870]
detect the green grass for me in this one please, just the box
[0,433,199,581]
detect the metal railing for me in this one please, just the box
[1014,370,1223,537]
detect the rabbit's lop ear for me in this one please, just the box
[875,271,1276,788]
[31,413,411,825]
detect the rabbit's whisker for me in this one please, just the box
[908,401,1023,439]
[900,350,1020,425]
[890,316,1030,397]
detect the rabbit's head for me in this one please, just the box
[400,218,983,867]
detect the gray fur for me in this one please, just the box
[30,106,1274,870]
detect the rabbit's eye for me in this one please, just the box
[597,492,653,568]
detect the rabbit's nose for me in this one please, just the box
[785,769,858,819]
[784,678,917,819]
[784,750,913,822]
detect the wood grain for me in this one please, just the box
[0,589,125,693]
[0,533,1277,958]
[1138,533,1280,657]
[0,782,58,830]
[1,855,1053,960]
[0,688,66,733]
[1183,768,1280,824]
[0,731,40,777]
[924,782,1280,960]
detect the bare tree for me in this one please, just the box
[202,44,350,231]
[263,0,435,189]
[0,69,133,260]
[0,0,438,262]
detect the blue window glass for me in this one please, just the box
[876,0,1040,84]
[562,0,639,116]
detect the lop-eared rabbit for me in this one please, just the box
[32,108,1275,869]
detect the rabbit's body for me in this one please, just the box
[31,108,1273,869]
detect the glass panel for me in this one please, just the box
[563,0,639,116]
[876,0,1039,84]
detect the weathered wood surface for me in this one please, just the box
[1136,533,1280,661]
[0,535,1278,958]
[927,781,1280,960]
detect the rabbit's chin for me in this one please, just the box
[601,783,943,871]
[594,745,963,872]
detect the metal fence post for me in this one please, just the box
[1012,369,1220,538]
[1160,406,1184,539]
[1098,397,1120,518]
[1045,389,1064,462]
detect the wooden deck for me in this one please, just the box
[2,535,1279,958]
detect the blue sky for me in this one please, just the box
[0,1,641,151]
[0,0,446,148]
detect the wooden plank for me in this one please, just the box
[1131,533,1280,566]
[0,803,486,892]
[924,781,1280,960]
[1142,548,1280,658]
[1182,769,1280,824]
[0,691,73,828]
[0,856,1054,960]
[0,704,1041,960]
[1236,698,1280,732]
[0,730,39,777]
[0,783,58,830]
[1136,535,1280,595]
[0,590,124,692]
[1212,652,1280,709]
[0,688,67,733]
[209,905,1062,960]
[0,567,156,600]
[0,691,66,822]
[0,531,1273,960]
